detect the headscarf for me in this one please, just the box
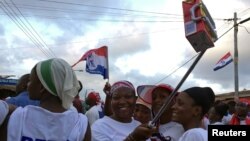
[110,80,135,95]
[36,58,80,109]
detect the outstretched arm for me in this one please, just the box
[124,123,156,141]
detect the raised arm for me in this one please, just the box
[103,82,112,116]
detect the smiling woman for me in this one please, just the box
[91,80,139,140]
[172,86,215,141]
[91,80,156,141]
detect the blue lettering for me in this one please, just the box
[21,136,33,141]
[21,136,70,141]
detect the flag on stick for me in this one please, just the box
[213,52,233,71]
[72,46,109,79]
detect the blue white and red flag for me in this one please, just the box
[213,52,233,71]
[72,46,109,79]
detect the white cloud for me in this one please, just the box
[1,0,250,97]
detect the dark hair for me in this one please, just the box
[214,100,222,106]
[227,100,236,114]
[227,100,236,107]
[16,74,30,94]
[184,87,215,116]
[214,102,229,117]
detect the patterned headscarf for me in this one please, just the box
[36,58,80,109]
[110,80,135,95]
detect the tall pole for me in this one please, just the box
[234,12,239,99]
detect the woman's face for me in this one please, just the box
[27,67,42,100]
[171,92,198,125]
[134,104,151,124]
[111,87,136,122]
[152,87,172,115]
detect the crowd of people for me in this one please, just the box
[0,57,250,141]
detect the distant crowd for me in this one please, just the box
[0,58,250,141]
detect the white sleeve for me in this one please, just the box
[178,129,207,141]
[85,107,99,126]
[0,100,9,125]
[91,121,111,141]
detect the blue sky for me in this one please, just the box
[1,0,250,99]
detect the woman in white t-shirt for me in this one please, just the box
[2,58,91,141]
[91,80,156,141]
[208,102,228,125]
[171,87,215,141]
[137,84,185,141]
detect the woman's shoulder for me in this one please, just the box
[179,128,207,141]
[92,116,140,130]
[92,116,111,127]
[160,121,184,131]
[185,128,207,134]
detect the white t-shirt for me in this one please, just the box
[85,104,104,126]
[91,116,141,141]
[202,117,210,130]
[222,114,232,125]
[0,100,9,125]
[240,120,246,125]
[211,121,224,125]
[150,121,184,141]
[178,128,207,141]
[8,105,88,141]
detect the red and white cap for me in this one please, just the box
[137,83,174,104]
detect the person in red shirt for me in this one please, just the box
[230,98,250,125]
